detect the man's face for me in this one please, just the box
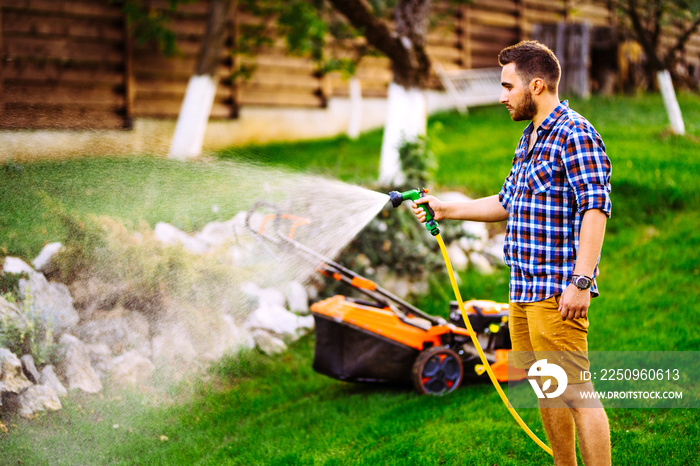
[500,63,537,122]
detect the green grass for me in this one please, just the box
[1,93,700,464]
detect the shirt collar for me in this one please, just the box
[539,100,569,131]
[523,100,569,137]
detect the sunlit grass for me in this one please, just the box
[1,93,699,464]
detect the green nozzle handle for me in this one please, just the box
[388,188,440,236]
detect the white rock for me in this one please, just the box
[84,343,113,380]
[20,354,41,384]
[195,221,235,248]
[240,282,286,309]
[484,233,506,264]
[2,257,35,275]
[154,222,208,254]
[19,272,79,334]
[447,241,469,271]
[201,314,256,362]
[18,384,62,418]
[284,281,308,314]
[251,329,287,355]
[150,322,198,374]
[438,191,472,203]
[76,308,149,355]
[461,221,489,243]
[297,315,315,333]
[109,350,154,387]
[0,348,33,393]
[469,252,494,275]
[40,365,67,397]
[0,295,29,331]
[32,242,62,271]
[57,334,103,393]
[246,304,303,338]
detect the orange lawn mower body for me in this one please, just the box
[247,202,526,395]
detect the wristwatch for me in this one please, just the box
[571,275,592,290]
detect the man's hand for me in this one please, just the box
[412,195,444,222]
[558,284,591,321]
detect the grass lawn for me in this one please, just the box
[1,93,699,464]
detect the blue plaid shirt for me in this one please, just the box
[498,101,612,303]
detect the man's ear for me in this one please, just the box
[530,78,546,95]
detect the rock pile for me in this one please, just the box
[0,213,317,418]
[1,196,505,419]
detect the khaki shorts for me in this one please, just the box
[509,295,590,384]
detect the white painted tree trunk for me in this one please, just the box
[379,82,427,185]
[168,75,219,160]
[657,69,686,136]
[347,77,362,140]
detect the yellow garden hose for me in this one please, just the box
[435,233,553,457]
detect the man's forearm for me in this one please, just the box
[573,209,608,277]
[443,195,509,222]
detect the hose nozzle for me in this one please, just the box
[388,188,440,236]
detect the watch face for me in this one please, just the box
[574,276,591,289]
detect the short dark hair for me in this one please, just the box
[498,41,561,92]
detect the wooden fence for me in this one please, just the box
[0,0,697,130]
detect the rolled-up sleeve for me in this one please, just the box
[563,127,612,217]
[498,160,518,213]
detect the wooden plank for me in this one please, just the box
[243,73,320,89]
[238,90,323,107]
[2,11,123,41]
[460,4,472,68]
[123,13,134,126]
[470,10,519,28]
[149,0,211,16]
[132,55,198,74]
[132,99,231,118]
[3,62,123,84]
[470,40,513,56]
[470,55,502,68]
[473,0,519,15]
[427,31,459,48]
[4,1,123,20]
[240,54,316,72]
[523,10,563,24]
[568,2,611,25]
[0,104,126,129]
[3,83,122,106]
[135,81,231,100]
[426,45,462,61]
[169,17,208,38]
[469,23,518,42]
[0,7,4,123]
[5,36,124,63]
[523,0,565,14]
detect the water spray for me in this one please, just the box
[389,187,554,457]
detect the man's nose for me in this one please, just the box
[499,90,508,104]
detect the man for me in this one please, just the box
[413,41,612,465]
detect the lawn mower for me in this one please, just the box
[246,200,526,396]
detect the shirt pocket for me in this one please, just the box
[526,160,553,194]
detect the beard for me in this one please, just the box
[510,90,537,122]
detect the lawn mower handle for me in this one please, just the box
[244,201,445,326]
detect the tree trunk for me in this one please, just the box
[327,0,432,183]
[379,82,427,185]
[169,0,236,160]
[657,69,686,135]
